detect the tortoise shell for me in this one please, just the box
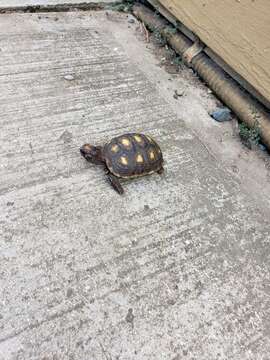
[103,133,163,178]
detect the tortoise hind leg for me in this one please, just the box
[107,172,124,195]
[157,166,164,175]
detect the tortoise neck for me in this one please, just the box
[93,146,104,165]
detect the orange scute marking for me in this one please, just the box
[120,156,129,166]
[121,138,131,147]
[134,135,143,143]
[149,150,155,160]
[136,154,144,163]
[111,144,119,153]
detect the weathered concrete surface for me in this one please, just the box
[0,0,117,9]
[0,11,270,360]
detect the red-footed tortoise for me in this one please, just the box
[80,133,164,194]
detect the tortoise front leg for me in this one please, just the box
[157,166,164,175]
[106,172,124,195]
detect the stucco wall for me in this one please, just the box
[159,0,270,105]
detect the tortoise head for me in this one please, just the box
[80,144,104,164]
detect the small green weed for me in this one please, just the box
[239,121,260,148]
[110,0,134,12]
[152,29,167,46]
[172,55,183,67]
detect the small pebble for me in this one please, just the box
[210,107,231,122]
[173,89,184,99]
[231,165,239,173]
[128,17,135,24]
[64,74,75,81]
[125,308,134,325]
[259,143,267,151]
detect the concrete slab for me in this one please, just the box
[0,11,269,360]
[0,0,117,10]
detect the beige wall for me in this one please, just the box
[159,0,270,104]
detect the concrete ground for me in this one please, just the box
[0,8,270,360]
[0,0,117,8]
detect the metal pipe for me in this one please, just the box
[133,4,270,150]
